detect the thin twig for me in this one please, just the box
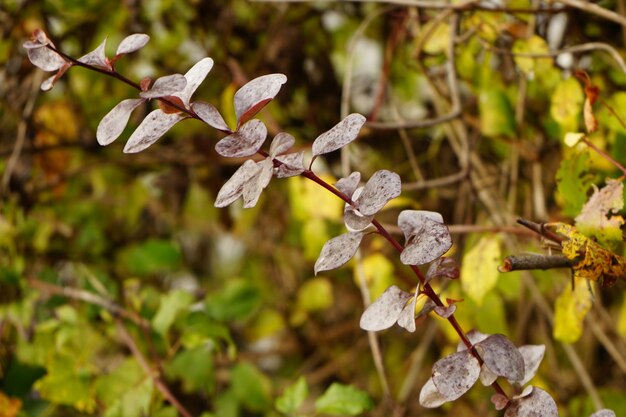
[27,277,149,327]
[498,253,576,272]
[115,320,194,417]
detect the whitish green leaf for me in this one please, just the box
[97,98,145,145]
[461,235,501,305]
[312,114,366,157]
[475,334,524,381]
[359,285,412,331]
[214,159,261,207]
[123,110,185,153]
[419,377,448,408]
[234,73,287,126]
[115,33,149,56]
[355,170,401,216]
[314,232,364,274]
[275,376,308,414]
[315,383,373,415]
[432,350,480,401]
[504,387,558,417]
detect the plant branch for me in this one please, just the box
[115,320,194,417]
[499,253,576,272]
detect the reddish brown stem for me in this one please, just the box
[42,43,510,403]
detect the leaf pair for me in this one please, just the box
[420,330,548,412]
[24,30,149,91]
[97,57,215,152]
[214,133,304,209]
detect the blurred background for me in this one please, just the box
[1,0,626,416]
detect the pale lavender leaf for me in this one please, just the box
[416,297,437,319]
[399,218,451,265]
[419,377,448,408]
[192,101,231,132]
[140,74,187,99]
[504,387,558,417]
[97,98,145,145]
[215,119,267,158]
[359,285,412,331]
[269,132,295,157]
[27,46,66,71]
[434,304,456,318]
[275,152,305,178]
[314,232,365,275]
[344,207,373,232]
[517,385,534,399]
[479,364,498,386]
[516,345,545,386]
[214,160,261,208]
[335,172,361,197]
[475,334,525,382]
[432,350,481,401]
[426,257,459,283]
[33,29,53,46]
[78,38,110,69]
[589,410,617,417]
[491,393,510,411]
[234,73,287,125]
[457,330,490,352]
[23,40,44,49]
[242,158,273,208]
[312,113,366,157]
[397,288,419,332]
[398,210,444,242]
[123,110,185,153]
[40,74,56,91]
[400,216,452,266]
[176,57,214,107]
[116,33,150,55]
[355,170,401,216]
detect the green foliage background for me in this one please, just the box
[1,1,626,416]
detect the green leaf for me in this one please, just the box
[116,239,182,277]
[479,89,516,137]
[205,279,261,322]
[556,150,595,217]
[275,376,308,414]
[315,383,373,416]
[461,235,501,306]
[231,363,272,411]
[152,289,194,336]
[165,346,215,394]
[96,359,156,417]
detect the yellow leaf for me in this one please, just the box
[554,223,626,287]
[512,35,552,76]
[551,78,584,132]
[358,253,396,301]
[553,275,592,343]
[461,235,501,306]
[297,277,333,312]
[288,175,343,222]
[564,132,585,147]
